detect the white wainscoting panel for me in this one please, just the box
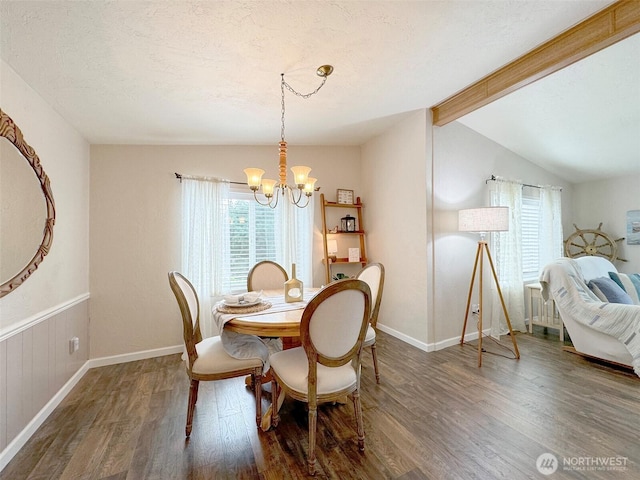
[0,296,89,456]
[0,341,6,452]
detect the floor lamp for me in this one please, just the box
[458,207,520,367]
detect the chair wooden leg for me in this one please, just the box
[186,379,199,437]
[352,390,365,451]
[308,405,318,476]
[271,377,280,428]
[253,367,262,428]
[370,342,380,383]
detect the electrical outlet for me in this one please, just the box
[69,336,79,354]
[471,304,480,314]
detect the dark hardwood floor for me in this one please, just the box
[2,328,638,479]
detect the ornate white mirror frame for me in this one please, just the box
[0,108,56,298]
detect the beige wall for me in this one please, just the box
[358,112,576,350]
[361,110,431,348]
[0,61,90,330]
[432,121,574,344]
[89,144,361,358]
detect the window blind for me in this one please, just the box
[521,194,540,281]
[225,197,277,292]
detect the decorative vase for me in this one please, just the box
[284,263,304,303]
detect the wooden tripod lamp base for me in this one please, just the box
[458,207,520,367]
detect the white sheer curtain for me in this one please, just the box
[181,179,315,335]
[274,194,315,286]
[489,177,526,336]
[539,185,563,269]
[181,176,229,337]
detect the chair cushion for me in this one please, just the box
[609,272,640,305]
[270,347,357,396]
[363,325,376,347]
[588,277,634,305]
[191,336,263,375]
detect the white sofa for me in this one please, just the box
[540,256,639,375]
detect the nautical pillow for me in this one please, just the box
[608,272,640,305]
[588,277,634,304]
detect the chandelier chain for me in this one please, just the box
[282,75,328,99]
[280,74,329,142]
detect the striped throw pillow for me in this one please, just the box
[609,272,640,305]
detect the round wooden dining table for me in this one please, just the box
[221,288,319,348]
[224,309,304,335]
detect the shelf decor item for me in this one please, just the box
[348,248,360,263]
[284,263,304,303]
[564,223,627,261]
[337,189,354,204]
[327,239,338,262]
[341,214,356,232]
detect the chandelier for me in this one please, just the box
[244,65,333,208]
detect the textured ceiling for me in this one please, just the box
[2,0,637,183]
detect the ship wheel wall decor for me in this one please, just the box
[564,223,627,262]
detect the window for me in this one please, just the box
[489,177,562,335]
[521,190,541,282]
[221,190,314,293]
[224,193,278,292]
[521,185,563,282]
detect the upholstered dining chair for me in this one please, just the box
[356,262,385,383]
[168,271,264,436]
[269,278,371,475]
[247,260,289,291]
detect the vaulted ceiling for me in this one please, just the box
[1,1,637,183]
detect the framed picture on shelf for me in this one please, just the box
[337,189,354,204]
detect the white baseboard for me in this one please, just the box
[434,328,491,351]
[86,344,184,369]
[0,344,183,473]
[376,323,432,352]
[377,323,490,353]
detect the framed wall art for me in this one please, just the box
[337,189,354,204]
[627,210,640,245]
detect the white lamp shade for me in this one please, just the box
[261,178,277,196]
[244,168,264,188]
[290,165,311,186]
[327,239,338,254]
[458,207,509,232]
[303,177,317,194]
